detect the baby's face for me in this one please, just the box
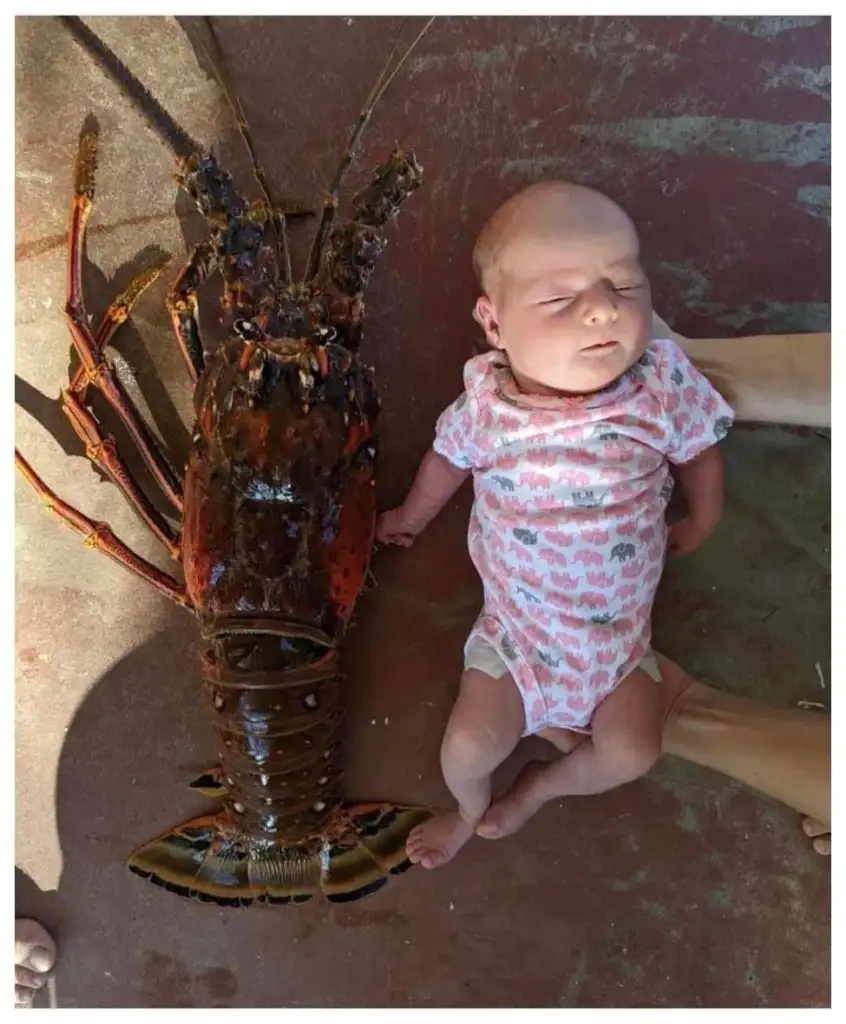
[476,227,652,395]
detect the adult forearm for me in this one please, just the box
[651,312,830,428]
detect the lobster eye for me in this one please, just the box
[234,318,259,339]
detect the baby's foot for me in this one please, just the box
[477,761,548,840]
[15,919,56,1008]
[406,812,476,869]
[801,817,831,856]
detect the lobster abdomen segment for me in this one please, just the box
[204,640,345,839]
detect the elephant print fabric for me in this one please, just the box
[433,338,734,734]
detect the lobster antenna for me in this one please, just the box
[198,17,294,284]
[367,17,437,115]
[304,16,435,284]
[60,16,202,162]
[358,18,415,122]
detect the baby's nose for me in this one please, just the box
[586,306,612,324]
[581,286,618,324]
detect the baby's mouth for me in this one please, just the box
[582,340,619,353]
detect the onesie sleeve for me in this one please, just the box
[432,358,489,470]
[653,338,735,465]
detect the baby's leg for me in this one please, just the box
[478,667,662,839]
[406,667,525,869]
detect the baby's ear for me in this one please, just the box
[473,296,502,347]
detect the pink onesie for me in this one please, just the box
[433,338,734,735]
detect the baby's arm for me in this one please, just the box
[377,450,469,547]
[668,446,723,556]
[655,338,735,557]
[377,380,482,547]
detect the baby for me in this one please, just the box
[377,181,734,869]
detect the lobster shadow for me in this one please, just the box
[15,613,227,1008]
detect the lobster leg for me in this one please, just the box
[15,450,190,608]
[60,390,180,557]
[60,261,182,557]
[166,240,216,382]
[67,120,184,514]
[69,261,169,399]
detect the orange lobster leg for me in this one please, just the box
[65,119,183,515]
[15,450,190,609]
[59,259,181,558]
[68,261,168,397]
[60,390,180,558]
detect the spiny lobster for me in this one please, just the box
[15,15,434,905]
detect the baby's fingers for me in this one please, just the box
[376,530,414,548]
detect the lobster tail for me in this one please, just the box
[126,635,431,906]
[127,804,430,906]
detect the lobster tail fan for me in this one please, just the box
[320,804,431,902]
[127,804,431,906]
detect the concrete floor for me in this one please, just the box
[16,16,829,1008]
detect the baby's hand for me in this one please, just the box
[376,507,418,548]
[667,517,711,557]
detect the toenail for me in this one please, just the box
[29,947,53,972]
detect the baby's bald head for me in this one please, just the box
[472,181,639,299]
[470,181,652,395]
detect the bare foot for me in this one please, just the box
[801,817,831,856]
[406,812,476,869]
[476,760,548,840]
[15,919,56,1008]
